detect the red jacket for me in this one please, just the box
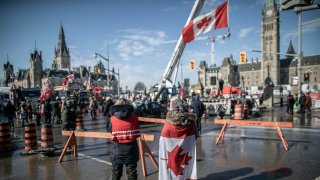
[111,113,140,143]
[305,95,312,106]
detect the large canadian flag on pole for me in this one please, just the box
[182,0,229,43]
[159,122,197,180]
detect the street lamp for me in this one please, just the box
[93,52,110,87]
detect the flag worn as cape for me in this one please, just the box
[159,122,197,180]
[182,0,228,43]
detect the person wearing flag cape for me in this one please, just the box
[159,99,197,180]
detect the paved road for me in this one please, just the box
[1,106,320,180]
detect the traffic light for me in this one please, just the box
[280,0,314,10]
[304,73,310,82]
[189,59,196,70]
[240,51,246,64]
[94,66,99,74]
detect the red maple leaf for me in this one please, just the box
[167,145,193,176]
[196,16,212,30]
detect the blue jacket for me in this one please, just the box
[190,95,205,116]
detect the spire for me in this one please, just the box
[286,39,296,59]
[56,25,69,56]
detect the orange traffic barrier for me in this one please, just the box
[0,122,11,150]
[214,119,293,151]
[24,123,38,151]
[234,104,242,120]
[59,131,158,176]
[41,124,53,148]
[75,115,84,131]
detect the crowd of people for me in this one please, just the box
[1,92,116,132]
[1,90,315,179]
[287,91,312,116]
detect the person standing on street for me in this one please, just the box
[20,102,28,127]
[103,96,114,132]
[190,94,205,137]
[44,99,52,124]
[62,99,76,130]
[4,101,15,131]
[305,92,312,115]
[52,97,62,124]
[286,93,295,115]
[26,101,33,123]
[298,92,306,114]
[159,101,197,180]
[108,98,141,180]
[89,98,98,120]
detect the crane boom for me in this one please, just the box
[162,0,205,82]
[153,0,205,101]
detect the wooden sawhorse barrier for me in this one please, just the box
[215,119,293,151]
[138,117,166,124]
[58,131,158,176]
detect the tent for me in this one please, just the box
[221,86,241,94]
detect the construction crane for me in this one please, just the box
[195,30,231,66]
[152,0,205,101]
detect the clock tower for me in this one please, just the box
[261,0,280,86]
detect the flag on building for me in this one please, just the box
[182,1,229,43]
[159,122,197,180]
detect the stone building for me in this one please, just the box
[2,61,14,87]
[52,25,70,70]
[2,25,118,93]
[198,0,320,94]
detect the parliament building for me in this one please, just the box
[197,0,320,94]
[2,25,119,93]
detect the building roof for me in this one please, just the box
[238,62,261,72]
[302,55,320,66]
[285,39,296,59]
[42,69,70,79]
[3,61,13,70]
[199,61,207,69]
[280,55,320,68]
[55,25,69,57]
[16,69,29,80]
[30,49,42,62]
[221,57,231,66]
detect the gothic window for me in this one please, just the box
[210,76,216,85]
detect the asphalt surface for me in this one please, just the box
[1,105,320,180]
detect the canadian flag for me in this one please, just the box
[62,74,74,90]
[159,122,197,180]
[182,1,228,43]
[67,74,75,82]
